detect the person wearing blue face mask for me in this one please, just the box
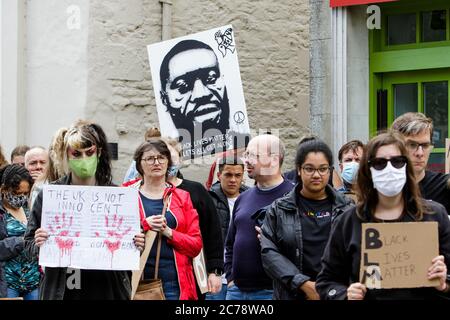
[337,140,364,201]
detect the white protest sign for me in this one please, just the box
[193,249,208,294]
[39,185,140,271]
[147,25,250,159]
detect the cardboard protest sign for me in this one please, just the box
[360,222,439,289]
[39,185,140,271]
[147,25,250,159]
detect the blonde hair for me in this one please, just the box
[391,112,433,141]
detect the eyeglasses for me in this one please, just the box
[405,141,434,152]
[141,155,168,165]
[369,156,407,171]
[301,166,331,176]
[242,152,275,160]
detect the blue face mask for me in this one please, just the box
[167,165,180,177]
[341,161,359,184]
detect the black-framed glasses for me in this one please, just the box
[242,152,275,160]
[369,156,407,171]
[405,141,434,152]
[141,155,168,165]
[301,166,331,176]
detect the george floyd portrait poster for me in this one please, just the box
[147,25,250,159]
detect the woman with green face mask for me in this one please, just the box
[23,120,145,300]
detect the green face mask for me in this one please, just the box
[68,155,98,179]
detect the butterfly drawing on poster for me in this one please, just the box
[215,27,235,57]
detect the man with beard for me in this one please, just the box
[159,40,230,157]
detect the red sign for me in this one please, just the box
[330,0,398,7]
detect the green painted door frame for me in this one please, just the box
[369,1,450,128]
[381,68,450,153]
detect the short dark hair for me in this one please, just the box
[218,156,244,173]
[11,145,30,161]
[0,164,33,192]
[297,135,318,146]
[338,140,364,163]
[159,40,216,91]
[134,139,173,179]
[295,139,333,170]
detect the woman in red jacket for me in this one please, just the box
[124,138,202,300]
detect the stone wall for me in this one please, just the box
[86,0,311,184]
[310,0,333,149]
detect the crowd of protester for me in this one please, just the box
[0,112,449,300]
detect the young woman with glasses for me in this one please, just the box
[123,139,202,300]
[260,139,353,300]
[316,131,450,300]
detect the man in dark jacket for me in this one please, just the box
[207,157,248,300]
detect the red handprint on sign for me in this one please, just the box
[95,214,132,268]
[47,212,80,265]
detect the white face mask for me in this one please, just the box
[370,161,407,197]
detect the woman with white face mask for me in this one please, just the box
[316,131,450,300]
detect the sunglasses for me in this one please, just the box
[368,156,408,171]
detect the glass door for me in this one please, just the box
[382,68,450,172]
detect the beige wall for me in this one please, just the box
[1,0,311,184]
[86,0,311,184]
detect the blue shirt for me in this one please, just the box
[224,180,294,290]
[140,193,178,283]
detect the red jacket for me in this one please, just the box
[123,179,202,300]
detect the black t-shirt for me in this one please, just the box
[419,170,450,215]
[296,193,333,281]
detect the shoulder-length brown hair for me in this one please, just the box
[355,131,425,221]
